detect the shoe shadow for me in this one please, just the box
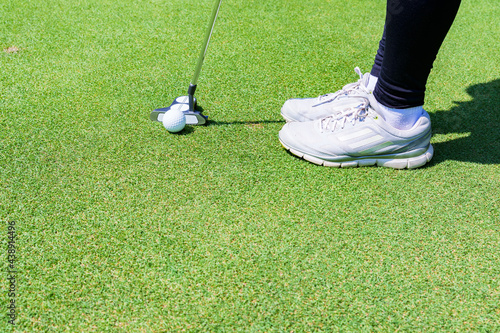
[429,78,500,166]
[196,104,284,126]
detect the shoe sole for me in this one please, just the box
[279,139,434,170]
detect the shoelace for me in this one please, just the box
[319,101,370,133]
[317,67,371,103]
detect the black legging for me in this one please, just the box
[371,0,462,109]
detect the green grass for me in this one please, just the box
[1,0,499,331]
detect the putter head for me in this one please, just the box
[150,96,207,125]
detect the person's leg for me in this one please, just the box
[370,28,385,79]
[278,0,463,169]
[374,0,462,109]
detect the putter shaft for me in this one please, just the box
[151,0,221,125]
[191,0,223,87]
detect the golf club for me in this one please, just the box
[150,0,223,125]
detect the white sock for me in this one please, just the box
[376,103,424,130]
[366,74,378,91]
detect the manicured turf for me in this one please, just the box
[1,0,499,331]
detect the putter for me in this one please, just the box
[150,0,223,125]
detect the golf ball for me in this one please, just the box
[162,109,186,133]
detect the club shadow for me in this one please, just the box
[195,104,285,126]
[207,119,285,126]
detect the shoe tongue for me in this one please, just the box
[361,73,370,88]
[344,69,371,95]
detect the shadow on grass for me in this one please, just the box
[173,126,196,135]
[429,78,500,166]
[196,104,284,126]
[208,120,284,126]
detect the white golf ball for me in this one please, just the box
[162,109,186,133]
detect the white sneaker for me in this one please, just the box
[278,96,434,169]
[281,67,373,122]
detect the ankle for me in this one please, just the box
[373,97,424,130]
